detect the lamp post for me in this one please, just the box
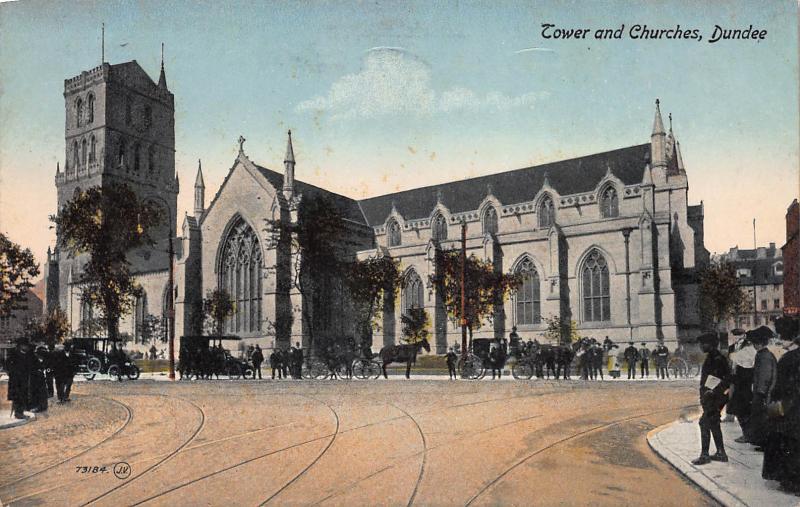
[460,219,467,359]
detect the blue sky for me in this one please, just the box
[0,0,797,268]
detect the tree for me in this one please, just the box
[401,307,429,344]
[138,314,165,344]
[50,184,162,340]
[0,232,40,317]
[430,250,521,342]
[344,256,401,345]
[24,307,70,347]
[202,288,235,336]
[542,314,580,345]
[266,193,348,352]
[699,259,748,333]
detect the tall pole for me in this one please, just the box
[460,220,467,359]
[168,229,175,380]
[752,218,758,326]
[101,23,105,64]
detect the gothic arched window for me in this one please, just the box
[81,138,87,168]
[118,140,126,168]
[133,143,141,172]
[401,269,424,316]
[387,219,401,247]
[219,218,263,333]
[538,195,554,228]
[432,213,448,241]
[582,249,611,322]
[75,98,83,128]
[72,141,79,171]
[600,186,619,218]
[87,94,95,124]
[148,145,156,173]
[514,258,541,325]
[89,135,96,163]
[483,206,498,235]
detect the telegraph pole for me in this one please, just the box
[752,218,758,326]
[460,220,467,359]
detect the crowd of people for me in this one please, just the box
[691,329,800,495]
[5,338,76,420]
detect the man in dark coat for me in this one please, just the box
[31,346,49,412]
[747,334,777,448]
[762,332,800,493]
[489,344,504,379]
[293,342,304,379]
[6,340,32,419]
[639,342,651,378]
[692,333,731,465]
[251,344,264,380]
[624,342,639,379]
[52,342,76,403]
[270,348,282,379]
[445,346,458,380]
[591,340,604,380]
[654,341,670,379]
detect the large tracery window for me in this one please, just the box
[483,206,498,235]
[387,219,401,247]
[81,139,87,169]
[432,213,448,241]
[514,258,541,325]
[538,195,554,228]
[401,269,425,316]
[75,98,84,128]
[87,94,95,124]
[219,218,263,333]
[600,186,619,218]
[582,249,611,322]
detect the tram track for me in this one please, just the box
[463,402,700,506]
[0,394,134,490]
[389,403,428,507]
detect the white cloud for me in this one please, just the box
[296,48,543,119]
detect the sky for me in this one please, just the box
[0,0,798,274]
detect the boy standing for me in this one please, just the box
[692,333,731,465]
[446,346,458,380]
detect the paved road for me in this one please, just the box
[0,379,716,506]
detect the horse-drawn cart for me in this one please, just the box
[179,335,253,379]
[457,338,507,380]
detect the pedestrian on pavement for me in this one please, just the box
[639,342,651,378]
[446,346,458,379]
[251,344,264,379]
[748,334,777,449]
[31,346,49,412]
[294,342,304,379]
[282,347,290,379]
[489,344,503,379]
[762,330,800,494]
[654,340,670,379]
[591,339,604,380]
[576,339,589,380]
[270,348,282,379]
[509,327,520,358]
[692,333,730,465]
[149,344,157,361]
[6,339,33,419]
[45,343,56,398]
[729,337,755,443]
[624,342,639,379]
[52,342,76,403]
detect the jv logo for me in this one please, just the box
[113,462,132,480]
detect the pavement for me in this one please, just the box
[648,414,800,507]
[0,410,35,430]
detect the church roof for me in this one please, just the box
[252,164,369,225]
[357,143,650,227]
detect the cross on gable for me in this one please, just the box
[238,135,246,153]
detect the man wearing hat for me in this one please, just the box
[692,333,731,465]
[748,332,777,448]
[446,346,458,380]
[639,342,651,378]
[623,341,639,379]
[654,340,670,379]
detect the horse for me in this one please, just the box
[379,338,431,379]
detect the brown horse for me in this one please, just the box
[379,338,431,379]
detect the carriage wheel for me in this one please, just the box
[107,364,121,379]
[87,357,102,374]
[370,360,382,379]
[335,363,350,379]
[301,362,316,380]
[226,363,242,379]
[352,359,369,379]
[512,361,534,380]
[244,367,254,379]
[458,354,484,380]
[667,357,688,379]
[127,364,141,380]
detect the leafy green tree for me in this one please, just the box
[203,288,235,336]
[50,184,162,340]
[345,256,401,344]
[24,307,70,346]
[542,314,580,345]
[0,232,40,317]
[401,307,430,344]
[139,314,165,344]
[699,259,748,333]
[430,250,521,342]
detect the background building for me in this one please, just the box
[717,244,784,331]
[782,199,799,317]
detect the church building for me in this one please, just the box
[45,59,709,354]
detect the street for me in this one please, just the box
[0,378,715,506]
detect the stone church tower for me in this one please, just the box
[46,57,178,331]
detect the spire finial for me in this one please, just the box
[157,43,168,89]
[668,112,673,133]
[56,161,60,174]
[101,23,105,64]
[161,42,164,69]
[238,135,246,154]
[284,130,295,164]
[195,159,205,187]
[652,98,665,136]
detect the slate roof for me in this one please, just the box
[733,257,784,286]
[357,144,651,227]
[253,164,368,225]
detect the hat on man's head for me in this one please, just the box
[629,341,634,345]
[641,342,647,346]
